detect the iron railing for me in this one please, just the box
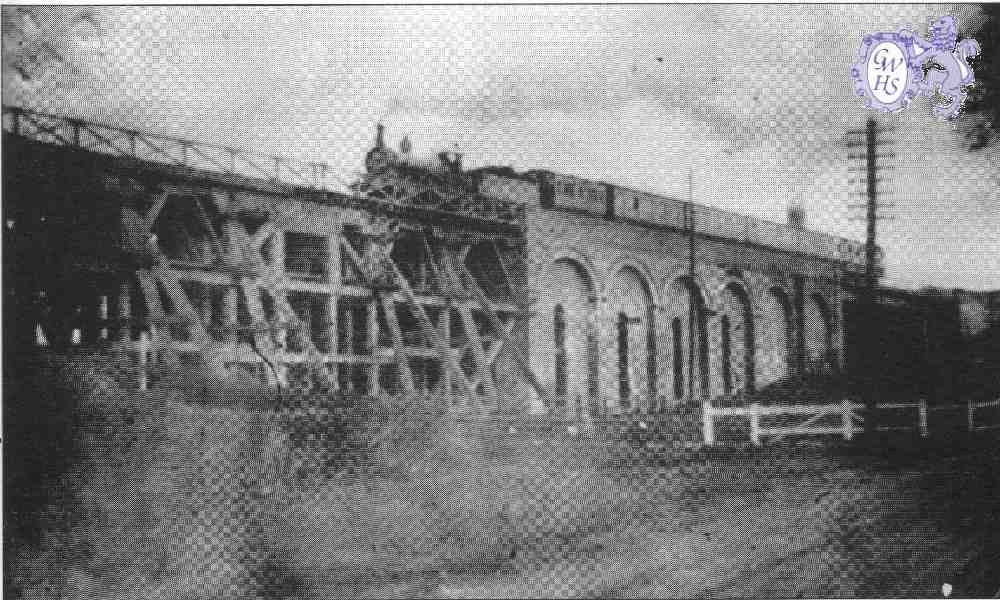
[4,104,526,225]
[3,104,349,192]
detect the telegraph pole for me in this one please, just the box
[686,166,695,403]
[846,117,895,439]
[863,118,881,299]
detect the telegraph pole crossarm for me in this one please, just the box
[845,117,893,441]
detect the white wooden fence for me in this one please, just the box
[968,397,1000,432]
[702,397,863,446]
[702,396,1000,446]
[138,331,151,392]
[870,398,1000,434]
[873,400,929,438]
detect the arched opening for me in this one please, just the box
[672,317,684,400]
[805,294,833,373]
[721,314,733,395]
[721,282,756,395]
[609,266,656,412]
[537,258,598,410]
[618,311,631,406]
[665,276,709,403]
[647,321,658,410]
[759,287,795,388]
[554,304,568,396]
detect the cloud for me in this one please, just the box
[5,5,997,289]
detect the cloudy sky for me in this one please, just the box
[4,4,998,290]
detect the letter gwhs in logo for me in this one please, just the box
[873,49,904,72]
[873,74,898,95]
[851,15,980,120]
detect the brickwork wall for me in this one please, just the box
[524,205,853,414]
[8,136,857,422]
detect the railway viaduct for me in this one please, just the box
[3,105,867,422]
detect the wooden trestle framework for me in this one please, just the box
[123,200,545,409]
[5,105,550,409]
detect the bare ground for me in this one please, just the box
[285,440,1000,599]
[6,353,1000,599]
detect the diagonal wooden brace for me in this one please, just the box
[191,195,222,258]
[341,238,477,402]
[339,236,381,284]
[450,256,551,406]
[380,295,415,394]
[250,219,286,252]
[466,321,514,389]
[136,270,165,321]
[456,304,499,405]
[239,278,288,387]
[391,262,479,403]
[145,239,210,345]
[485,320,516,365]
[142,191,171,232]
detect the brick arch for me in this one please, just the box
[717,274,757,310]
[663,273,713,403]
[534,247,600,301]
[606,262,659,411]
[534,251,601,411]
[804,292,834,372]
[719,279,757,394]
[758,285,796,388]
[801,277,839,339]
[742,269,786,313]
[603,258,660,308]
[759,264,793,295]
[662,267,716,313]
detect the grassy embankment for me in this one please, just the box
[6,350,1000,598]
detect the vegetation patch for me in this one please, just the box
[6,351,1000,599]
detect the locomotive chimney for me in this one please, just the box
[787,203,806,229]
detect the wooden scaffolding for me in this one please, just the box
[6,105,549,410]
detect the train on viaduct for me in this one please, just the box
[3,105,870,419]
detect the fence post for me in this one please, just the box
[749,402,761,446]
[98,295,109,341]
[70,306,83,346]
[35,322,49,347]
[842,397,854,441]
[138,330,150,392]
[918,398,928,438]
[117,280,131,345]
[702,397,715,446]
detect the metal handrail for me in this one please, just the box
[3,104,344,192]
[4,104,526,225]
